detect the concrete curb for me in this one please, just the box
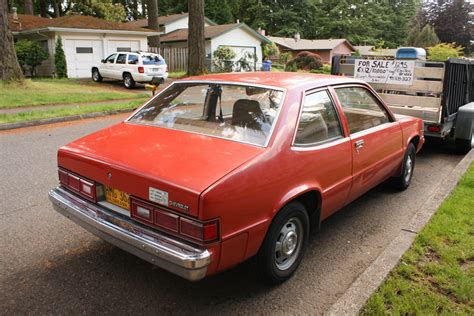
[326,149,474,316]
[0,108,134,131]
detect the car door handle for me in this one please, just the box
[355,139,365,149]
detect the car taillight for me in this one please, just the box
[58,168,96,201]
[138,66,144,73]
[180,218,218,242]
[130,197,219,243]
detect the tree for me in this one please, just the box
[205,0,233,24]
[54,36,67,78]
[427,43,463,61]
[147,0,160,47]
[71,0,126,22]
[24,0,33,14]
[285,51,323,71]
[406,23,440,48]
[423,0,473,54]
[15,39,49,76]
[187,0,206,76]
[0,1,23,81]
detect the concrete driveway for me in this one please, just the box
[0,116,464,314]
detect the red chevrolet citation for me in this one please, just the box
[49,73,424,284]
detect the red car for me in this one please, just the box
[49,73,424,284]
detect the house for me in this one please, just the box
[268,35,355,64]
[355,45,397,58]
[126,12,216,34]
[160,23,271,71]
[9,13,158,78]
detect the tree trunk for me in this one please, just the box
[132,0,138,20]
[187,0,206,75]
[24,0,34,15]
[52,0,60,17]
[0,0,24,81]
[39,0,48,17]
[147,0,160,48]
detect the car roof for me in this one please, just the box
[184,72,367,91]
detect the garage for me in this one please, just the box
[107,40,141,53]
[64,39,103,78]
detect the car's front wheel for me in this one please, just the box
[392,143,416,190]
[123,73,136,89]
[256,201,309,285]
[92,68,103,82]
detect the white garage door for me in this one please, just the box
[225,46,257,71]
[107,40,140,54]
[64,39,103,78]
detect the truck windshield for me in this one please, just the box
[128,82,284,146]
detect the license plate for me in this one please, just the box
[105,186,130,210]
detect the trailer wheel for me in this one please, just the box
[455,133,472,154]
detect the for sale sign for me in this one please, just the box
[354,59,415,85]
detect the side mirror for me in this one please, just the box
[101,59,105,63]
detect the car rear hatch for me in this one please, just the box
[57,122,264,218]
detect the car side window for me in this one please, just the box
[128,54,139,65]
[335,87,390,134]
[105,54,117,63]
[116,54,127,64]
[294,90,343,145]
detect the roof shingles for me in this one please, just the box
[9,14,154,33]
[161,23,238,42]
[268,36,354,51]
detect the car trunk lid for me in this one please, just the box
[58,122,264,217]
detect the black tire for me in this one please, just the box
[92,68,103,82]
[392,143,416,191]
[455,133,472,155]
[255,201,310,285]
[123,73,136,89]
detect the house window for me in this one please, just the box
[76,47,93,54]
[117,47,132,52]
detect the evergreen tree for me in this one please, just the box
[205,0,233,24]
[407,23,440,48]
[54,36,67,78]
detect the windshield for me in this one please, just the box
[142,54,165,65]
[128,82,284,146]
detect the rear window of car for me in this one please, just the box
[142,54,165,65]
[128,82,285,146]
[128,54,139,64]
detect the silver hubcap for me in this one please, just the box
[124,76,131,86]
[275,217,303,271]
[404,155,413,183]
[93,71,99,80]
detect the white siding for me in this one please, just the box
[164,17,212,34]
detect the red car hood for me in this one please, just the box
[58,122,264,216]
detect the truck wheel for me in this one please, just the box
[392,143,416,191]
[123,73,136,89]
[455,133,472,154]
[92,68,102,82]
[256,201,309,285]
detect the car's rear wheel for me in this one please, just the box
[123,73,136,89]
[255,201,309,285]
[392,143,416,190]
[92,68,103,82]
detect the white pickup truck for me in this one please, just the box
[92,51,168,89]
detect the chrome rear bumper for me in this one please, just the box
[49,187,211,281]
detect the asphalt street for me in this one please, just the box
[0,115,465,314]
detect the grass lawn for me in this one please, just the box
[168,71,187,79]
[361,162,474,315]
[0,79,148,109]
[0,99,147,124]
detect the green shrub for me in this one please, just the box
[15,39,49,77]
[212,46,236,72]
[427,43,464,61]
[310,63,331,74]
[285,51,323,71]
[279,52,291,65]
[54,36,68,78]
[262,42,280,58]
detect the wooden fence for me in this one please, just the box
[149,47,188,72]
